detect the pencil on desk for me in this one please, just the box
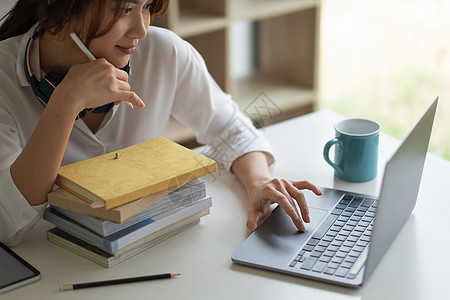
[69,32,134,109]
[61,273,180,291]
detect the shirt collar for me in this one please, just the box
[16,23,41,87]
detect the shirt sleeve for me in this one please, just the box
[0,167,47,246]
[170,39,274,170]
[198,108,274,171]
[0,99,46,246]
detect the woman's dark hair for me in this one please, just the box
[0,0,169,44]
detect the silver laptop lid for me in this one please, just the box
[363,97,438,282]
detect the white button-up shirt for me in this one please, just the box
[0,25,273,246]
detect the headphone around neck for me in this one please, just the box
[24,27,130,119]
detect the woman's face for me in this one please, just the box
[87,0,153,68]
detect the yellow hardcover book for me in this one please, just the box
[55,137,216,209]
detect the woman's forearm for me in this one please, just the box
[230,151,273,196]
[10,99,79,206]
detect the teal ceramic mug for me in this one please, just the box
[323,119,380,182]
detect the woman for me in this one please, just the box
[0,0,322,246]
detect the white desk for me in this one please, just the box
[5,111,450,300]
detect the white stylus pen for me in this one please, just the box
[69,32,134,108]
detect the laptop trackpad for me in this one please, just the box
[232,206,328,268]
[256,206,328,239]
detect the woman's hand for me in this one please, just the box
[246,179,323,233]
[231,151,323,234]
[11,59,145,206]
[50,58,145,115]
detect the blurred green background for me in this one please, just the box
[318,0,449,160]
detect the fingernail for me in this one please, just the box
[299,222,306,232]
[304,213,311,223]
[294,217,305,232]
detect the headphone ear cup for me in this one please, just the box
[39,71,62,100]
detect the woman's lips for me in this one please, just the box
[116,45,136,55]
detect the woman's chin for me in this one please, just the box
[107,56,130,69]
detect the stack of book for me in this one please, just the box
[44,137,216,268]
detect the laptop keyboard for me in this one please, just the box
[289,194,377,279]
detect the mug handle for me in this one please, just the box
[323,138,344,176]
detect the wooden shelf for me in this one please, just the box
[236,74,315,126]
[153,0,227,37]
[236,75,315,110]
[229,0,320,21]
[175,11,227,38]
[155,0,320,146]
[185,29,228,91]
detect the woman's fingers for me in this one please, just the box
[247,209,264,233]
[87,61,145,108]
[114,67,129,83]
[114,90,145,108]
[292,180,323,196]
[289,181,322,224]
[249,179,322,233]
[261,180,306,232]
[286,183,310,223]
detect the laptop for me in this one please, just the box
[231,97,438,288]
